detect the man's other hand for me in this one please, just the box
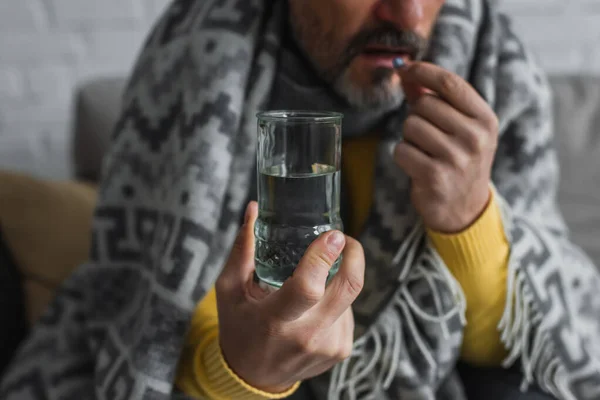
[216,202,365,393]
[394,62,499,234]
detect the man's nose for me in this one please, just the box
[374,0,424,31]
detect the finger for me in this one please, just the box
[399,62,488,118]
[412,93,469,136]
[402,113,458,162]
[314,237,364,325]
[411,93,488,154]
[394,140,434,181]
[218,202,258,293]
[401,73,429,105]
[395,60,433,104]
[265,230,345,322]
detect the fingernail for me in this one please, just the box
[393,57,406,69]
[327,231,345,252]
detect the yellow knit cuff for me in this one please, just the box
[426,188,508,274]
[427,187,510,366]
[194,332,301,400]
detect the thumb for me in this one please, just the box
[220,202,258,290]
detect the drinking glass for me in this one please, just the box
[254,111,344,288]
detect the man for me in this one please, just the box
[2,0,600,399]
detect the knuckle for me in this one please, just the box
[342,273,364,299]
[453,152,470,174]
[337,340,353,362]
[295,333,319,355]
[487,113,500,135]
[353,237,365,252]
[465,129,485,152]
[345,237,365,260]
[307,248,336,272]
[322,343,342,361]
[487,136,499,153]
[440,73,460,94]
[425,164,448,195]
[424,162,442,183]
[304,250,337,281]
[474,114,499,153]
[294,280,325,304]
[215,276,228,295]
[320,248,338,266]
[215,271,236,296]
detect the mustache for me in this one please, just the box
[325,24,428,81]
[349,24,428,59]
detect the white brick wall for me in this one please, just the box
[0,0,171,179]
[0,0,598,180]
[499,1,600,74]
[52,0,144,26]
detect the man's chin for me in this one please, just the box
[333,64,404,111]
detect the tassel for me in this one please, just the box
[495,195,576,400]
[328,222,466,399]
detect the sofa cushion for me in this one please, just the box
[549,76,600,264]
[0,170,98,325]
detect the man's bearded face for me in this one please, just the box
[288,0,445,110]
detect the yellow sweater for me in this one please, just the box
[175,135,510,399]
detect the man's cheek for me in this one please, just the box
[418,0,446,38]
[331,0,375,19]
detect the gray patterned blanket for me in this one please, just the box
[2,0,600,399]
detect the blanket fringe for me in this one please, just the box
[328,222,466,400]
[496,196,576,400]
[329,194,577,400]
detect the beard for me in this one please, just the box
[291,19,429,110]
[332,66,404,111]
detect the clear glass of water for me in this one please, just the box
[255,111,344,288]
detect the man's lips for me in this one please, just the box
[359,47,413,68]
[363,45,413,56]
